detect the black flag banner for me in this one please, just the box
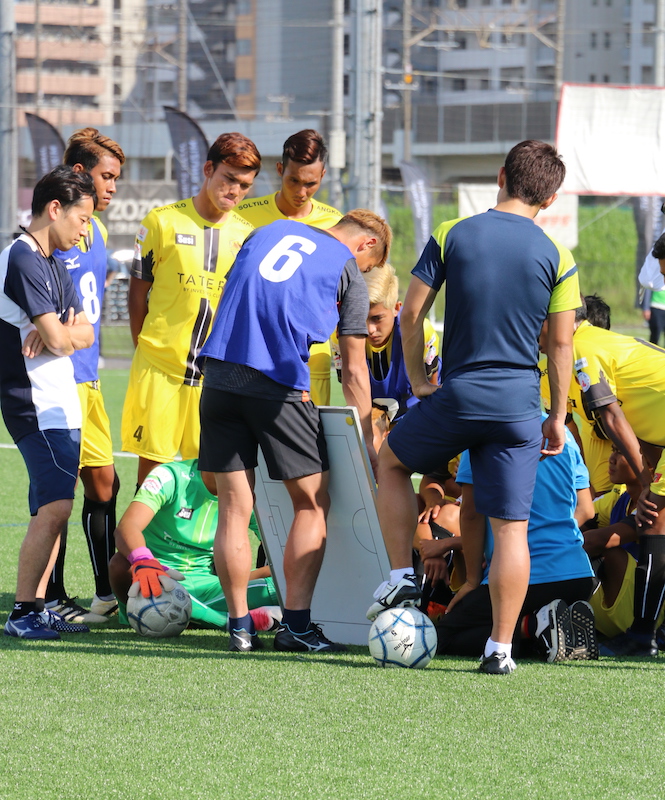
[163,106,209,199]
[399,160,432,259]
[25,113,66,180]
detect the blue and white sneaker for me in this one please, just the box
[39,609,89,633]
[366,575,421,621]
[4,611,60,640]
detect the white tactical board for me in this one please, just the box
[253,406,390,645]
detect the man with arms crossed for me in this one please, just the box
[0,167,95,639]
[121,133,261,484]
[367,140,580,675]
[44,128,125,623]
[236,129,341,405]
[191,210,391,652]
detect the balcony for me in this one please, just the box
[16,38,107,61]
[17,70,106,96]
[15,3,106,26]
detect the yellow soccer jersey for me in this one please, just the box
[573,320,665,446]
[331,318,439,381]
[365,317,439,381]
[131,198,254,384]
[236,193,342,230]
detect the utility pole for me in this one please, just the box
[328,0,345,211]
[403,0,412,162]
[554,0,566,94]
[656,0,665,87]
[0,0,17,248]
[34,0,41,115]
[178,0,188,111]
[349,0,382,211]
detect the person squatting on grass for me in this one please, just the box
[0,167,96,640]
[108,459,281,633]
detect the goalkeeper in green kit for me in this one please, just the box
[109,460,281,631]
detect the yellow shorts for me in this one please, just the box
[650,450,665,496]
[309,340,331,406]
[121,348,200,462]
[579,425,613,495]
[78,380,114,468]
[590,556,665,636]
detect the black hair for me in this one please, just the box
[31,165,97,217]
[584,294,611,330]
[575,294,588,324]
[652,232,665,260]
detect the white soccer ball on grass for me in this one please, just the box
[127,583,192,638]
[368,607,437,668]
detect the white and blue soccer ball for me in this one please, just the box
[127,585,192,638]
[368,607,437,669]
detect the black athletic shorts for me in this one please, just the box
[199,386,329,480]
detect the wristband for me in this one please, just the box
[128,546,154,565]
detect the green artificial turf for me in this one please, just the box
[2,371,665,800]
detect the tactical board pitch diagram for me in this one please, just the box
[253,407,391,646]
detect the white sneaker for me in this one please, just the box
[90,594,119,618]
[48,596,109,624]
[366,575,421,621]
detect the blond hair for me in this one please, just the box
[336,208,392,268]
[364,263,398,309]
[63,127,125,169]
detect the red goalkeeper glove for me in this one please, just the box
[129,559,169,598]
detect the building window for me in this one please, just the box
[603,74,610,83]
[589,74,596,83]
[590,32,597,49]
[113,83,121,96]
[113,55,122,67]
[452,77,466,91]
[604,32,611,48]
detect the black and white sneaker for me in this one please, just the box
[534,599,573,663]
[229,628,263,653]
[48,596,108,624]
[366,575,421,621]
[569,600,599,660]
[40,609,89,634]
[274,622,347,653]
[478,651,516,675]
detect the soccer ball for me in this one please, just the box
[127,585,192,638]
[368,607,437,668]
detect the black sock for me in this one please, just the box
[82,496,116,597]
[34,598,45,613]
[282,608,311,633]
[45,523,68,604]
[229,613,255,634]
[10,601,37,620]
[632,534,665,635]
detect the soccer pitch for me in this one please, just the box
[1,369,665,800]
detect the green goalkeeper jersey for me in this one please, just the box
[134,459,219,573]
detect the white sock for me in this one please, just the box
[484,637,512,659]
[390,568,412,585]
